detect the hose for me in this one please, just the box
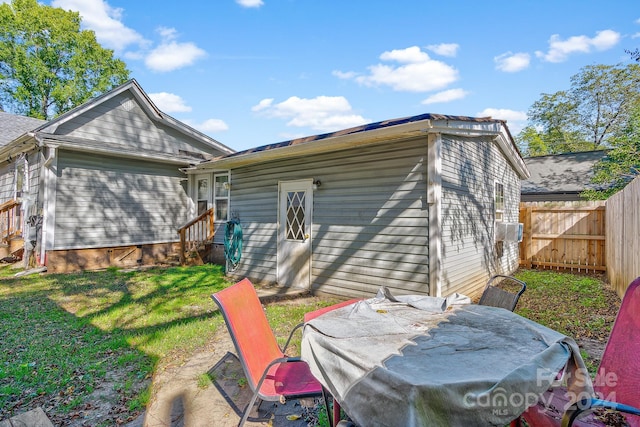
[224,218,243,271]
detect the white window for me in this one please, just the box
[214,173,229,221]
[494,182,504,222]
[14,157,28,199]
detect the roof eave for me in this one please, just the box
[0,132,38,162]
[188,118,530,179]
[40,137,199,166]
[188,119,433,172]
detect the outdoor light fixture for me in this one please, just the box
[223,181,231,190]
[312,179,321,190]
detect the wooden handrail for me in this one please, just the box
[177,208,215,264]
[177,208,215,233]
[0,199,20,212]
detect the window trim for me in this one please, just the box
[494,181,504,223]
[14,156,28,199]
[213,172,230,222]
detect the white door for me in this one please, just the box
[277,179,313,289]
[195,174,211,215]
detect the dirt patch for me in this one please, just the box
[45,368,149,426]
[134,317,324,427]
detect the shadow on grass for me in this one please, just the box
[0,264,230,424]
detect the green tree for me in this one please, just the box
[518,63,640,156]
[0,0,129,119]
[582,105,640,200]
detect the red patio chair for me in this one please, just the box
[211,278,324,427]
[520,276,640,427]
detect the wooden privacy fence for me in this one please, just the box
[606,175,640,297]
[519,201,606,273]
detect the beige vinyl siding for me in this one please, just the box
[439,135,520,297]
[227,137,429,298]
[53,93,221,159]
[53,150,190,249]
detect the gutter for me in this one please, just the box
[189,120,432,172]
[187,117,530,180]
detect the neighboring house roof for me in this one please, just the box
[521,150,608,200]
[192,113,529,179]
[0,111,46,148]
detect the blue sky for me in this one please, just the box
[40,0,640,151]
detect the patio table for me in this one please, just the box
[301,288,592,427]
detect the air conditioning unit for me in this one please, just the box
[495,222,523,242]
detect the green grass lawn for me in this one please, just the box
[0,264,230,422]
[0,264,334,424]
[0,265,620,425]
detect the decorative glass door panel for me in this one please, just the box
[286,191,306,241]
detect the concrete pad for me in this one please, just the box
[0,407,54,427]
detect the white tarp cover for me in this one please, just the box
[301,288,592,426]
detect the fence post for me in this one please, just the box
[520,205,532,268]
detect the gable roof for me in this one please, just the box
[521,150,608,198]
[0,79,235,164]
[0,111,46,148]
[35,79,234,156]
[192,113,529,179]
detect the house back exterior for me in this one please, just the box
[0,80,234,271]
[190,114,529,299]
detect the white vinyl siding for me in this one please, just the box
[226,137,429,298]
[53,92,223,159]
[439,135,520,297]
[53,151,190,249]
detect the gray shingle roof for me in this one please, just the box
[0,111,46,148]
[224,113,509,159]
[521,150,608,195]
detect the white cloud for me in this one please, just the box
[148,92,192,113]
[426,43,459,57]
[183,118,229,133]
[236,0,264,7]
[342,46,458,92]
[251,98,274,112]
[477,108,528,134]
[421,88,469,105]
[144,27,206,72]
[252,95,369,132]
[51,0,147,51]
[535,29,621,63]
[332,70,358,80]
[494,52,531,72]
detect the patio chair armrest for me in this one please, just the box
[252,356,309,397]
[281,322,305,354]
[561,398,640,427]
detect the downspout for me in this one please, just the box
[427,132,443,297]
[39,141,58,267]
